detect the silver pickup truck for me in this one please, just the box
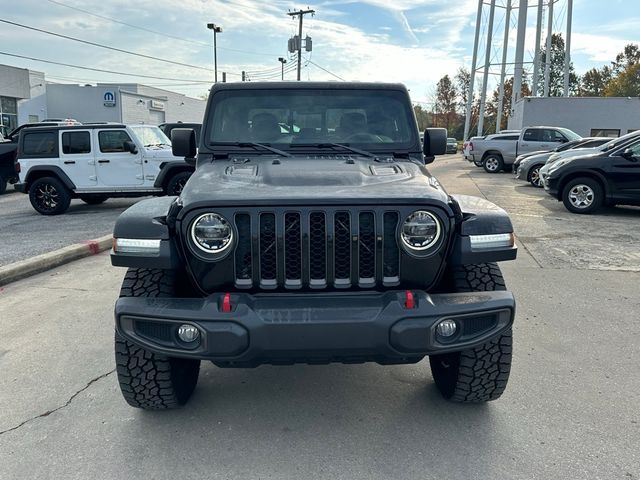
[470,126,581,173]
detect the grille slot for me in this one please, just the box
[259,213,277,288]
[233,208,408,289]
[309,212,327,287]
[284,212,302,287]
[234,213,252,287]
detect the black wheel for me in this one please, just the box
[483,154,504,173]
[115,268,200,410]
[28,176,71,215]
[80,195,108,205]
[562,177,603,214]
[429,263,513,403]
[527,164,543,187]
[166,171,192,196]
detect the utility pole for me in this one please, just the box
[463,0,483,141]
[287,8,314,81]
[206,23,223,83]
[278,57,287,80]
[477,0,496,137]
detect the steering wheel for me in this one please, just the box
[342,133,381,143]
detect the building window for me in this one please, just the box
[590,129,620,138]
[0,96,18,132]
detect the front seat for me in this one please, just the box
[251,113,281,142]
[337,112,368,139]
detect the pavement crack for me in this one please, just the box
[0,369,115,436]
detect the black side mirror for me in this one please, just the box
[423,128,447,164]
[172,128,197,159]
[123,140,138,154]
[621,148,638,161]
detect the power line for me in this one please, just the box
[306,60,345,81]
[0,51,217,82]
[44,0,284,58]
[0,18,212,72]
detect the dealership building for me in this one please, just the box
[0,63,206,132]
[508,96,640,137]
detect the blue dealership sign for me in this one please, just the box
[103,91,116,107]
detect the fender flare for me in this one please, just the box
[24,165,76,191]
[154,161,194,189]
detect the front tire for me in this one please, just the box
[429,263,513,403]
[483,154,504,173]
[28,176,71,215]
[115,268,200,409]
[562,177,603,214]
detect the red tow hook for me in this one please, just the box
[404,290,416,309]
[222,293,232,312]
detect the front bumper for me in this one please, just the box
[115,290,515,367]
[514,166,525,180]
[543,174,560,197]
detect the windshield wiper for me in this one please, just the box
[229,142,291,157]
[290,142,377,158]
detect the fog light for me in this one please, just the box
[177,324,200,343]
[436,319,457,337]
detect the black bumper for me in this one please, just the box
[13,182,26,193]
[115,290,515,367]
[543,176,561,198]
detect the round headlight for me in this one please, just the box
[401,210,441,251]
[191,213,233,254]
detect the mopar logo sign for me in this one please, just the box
[103,91,116,107]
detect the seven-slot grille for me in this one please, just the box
[233,209,401,289]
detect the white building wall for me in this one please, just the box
[46,84,122,123]
[0,64,30,99]
[18,71,47,124]
[508,97,640,136]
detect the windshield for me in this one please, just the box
[207,89,418,152]
[558,128,581,142]
[130,126,171,147]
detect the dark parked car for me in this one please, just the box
[543,136,640,213]
[110,82,517,409]
[446,137,457,154]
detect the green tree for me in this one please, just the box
[579,67,612,96]
[413,104,432,131]
[434,75,458,132]
[455,67,472,113]
[536,33,579,96]
[605,63,640,97]
[611,44,640,76]
[485,76,531,133]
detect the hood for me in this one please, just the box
[521,151,552,166]
[547,147,599,164]
[145,146,182,160]
[179,155,450,207]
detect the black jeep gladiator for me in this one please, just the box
[111,82,517,409]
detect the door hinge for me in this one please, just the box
[145,175,155,180]
[89,175,97,181]
[136,175,143,180]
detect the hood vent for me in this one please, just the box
[370,165,401,176]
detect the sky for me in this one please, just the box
[0,0,638,104]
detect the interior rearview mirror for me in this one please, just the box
[423,128,447,164]
[123,140,138,154]
[172,128,197,160]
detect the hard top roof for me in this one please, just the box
[210,81,409,92]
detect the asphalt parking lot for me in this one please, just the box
[0,190,143,267]
[0,155,639,479]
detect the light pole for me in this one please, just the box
[278,57,287,80]
[206,23,223,83]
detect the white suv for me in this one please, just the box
[15,124,194,215]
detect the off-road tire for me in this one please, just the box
[483,154,504,173]
[166,171,192,196]
[429,263,513,403]
[80,195,108,205]
[115,268,200,409]
[28,176,71,215]
[561,177,603,214]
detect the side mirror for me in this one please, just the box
[621,148,638,161]
[423,128,447,164]
[123,140,138,154]
[172,128,197,159]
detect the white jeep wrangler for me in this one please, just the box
[15,124,194,215]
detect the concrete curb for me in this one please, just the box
[0,234,112,287]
